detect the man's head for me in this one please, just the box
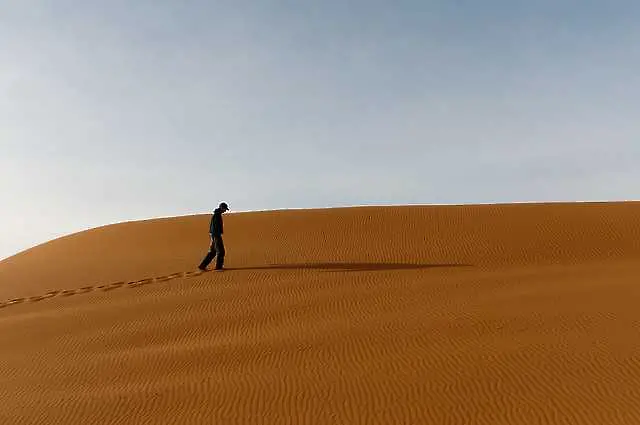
[218,202,229,213]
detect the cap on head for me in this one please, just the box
[219,202,229,211]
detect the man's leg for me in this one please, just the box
[214,236,225,270]
[198,239,217,270]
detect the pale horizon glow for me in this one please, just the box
[2,1,640,260]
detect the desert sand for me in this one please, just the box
[1,201,640,424]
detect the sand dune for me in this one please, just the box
[1,202,640,424]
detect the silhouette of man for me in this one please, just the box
[198,202,229,271]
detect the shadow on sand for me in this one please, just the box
[225,262,472,273]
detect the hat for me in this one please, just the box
[219,202,229,211]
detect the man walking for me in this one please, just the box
[198,202,229,271]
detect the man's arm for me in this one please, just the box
[211,213,223,236]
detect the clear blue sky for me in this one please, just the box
[2,1,639,259]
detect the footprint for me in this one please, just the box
[128,278,154,288]
[99,282,125,292]
[0,269,196,311]
[76,286,94,294]
[156,272,184,282]
[28,290,60,302]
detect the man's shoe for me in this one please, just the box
[198,266,207,271]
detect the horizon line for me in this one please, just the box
[2,198,638,262]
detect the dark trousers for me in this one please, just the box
[199,235,225,269]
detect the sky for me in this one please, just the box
[1,0,640,260]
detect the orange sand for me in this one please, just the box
[1,202,640,424]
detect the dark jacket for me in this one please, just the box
[209,208,224,237]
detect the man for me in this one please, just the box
[198,202,229,271]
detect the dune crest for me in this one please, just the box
[1,202,640,424]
